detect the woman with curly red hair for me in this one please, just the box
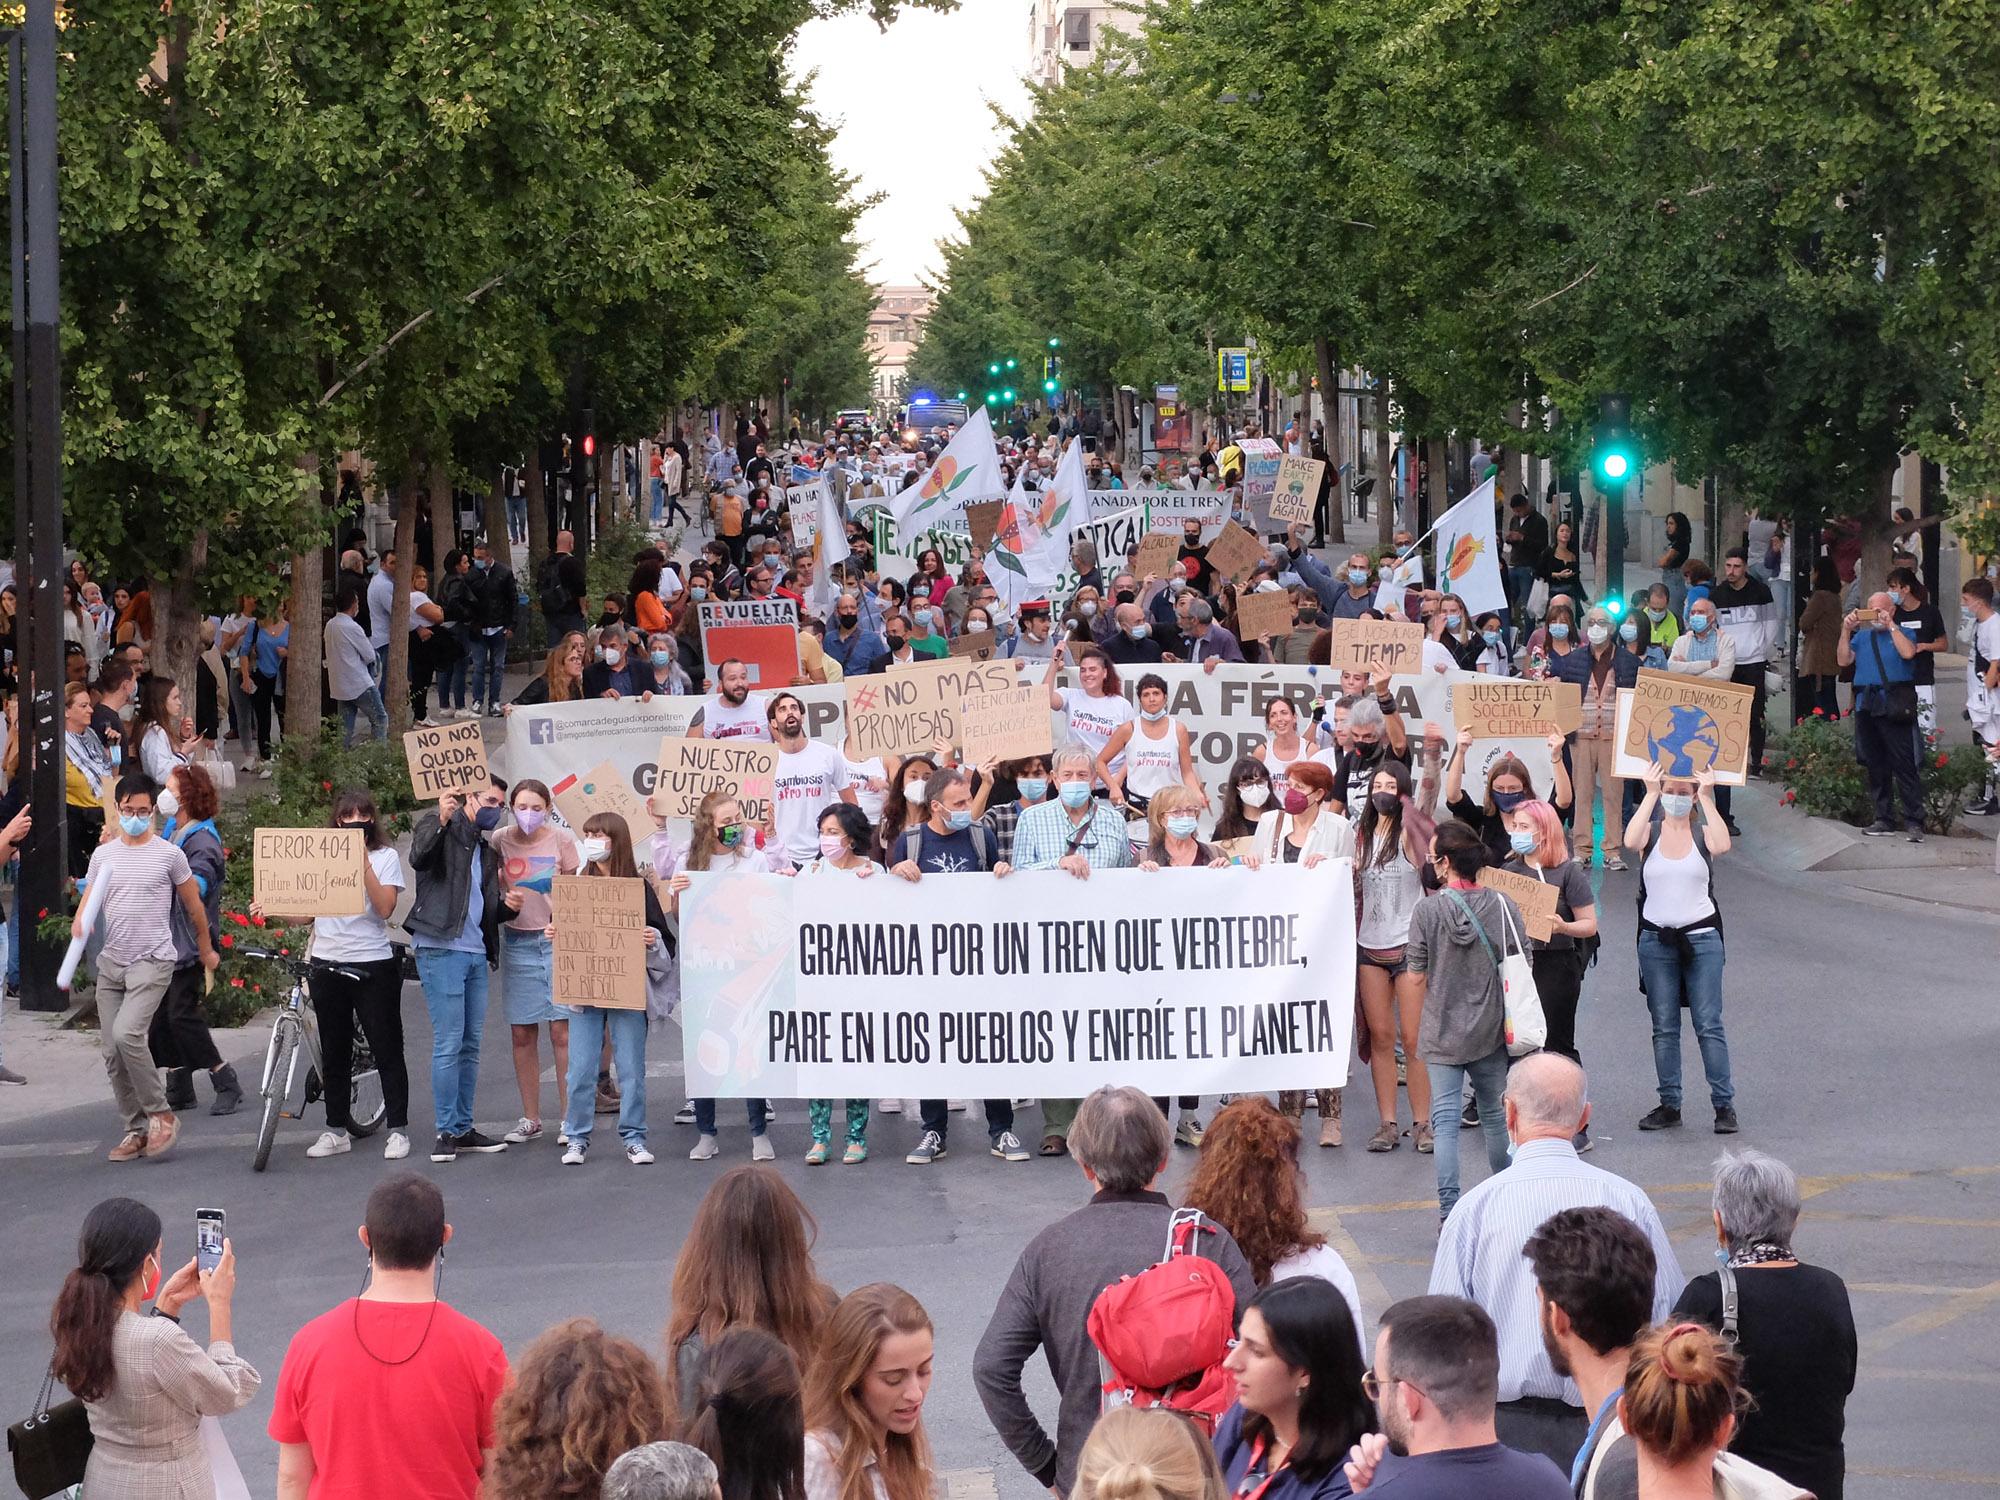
[485,1318,670,1499]
[1178,1098,1362,1350]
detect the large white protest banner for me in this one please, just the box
[679,866,1355,1098]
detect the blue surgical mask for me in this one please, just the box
[1127,624,1149,641]
[1508,829,1537,855]
[1444,613,1463,630]
[1058,781,1093,808]
[1620,621,1640,643]
[1166,815,1199,839]
[118,812,151,838]
[945,809,974,832]
[1645,607,1665,623]
[650,650,672,668]
[1016,777,1048,802]
[1347,569,1370,586]
[1660,793,1695,819]
[1482,630,1503,648]
[1549,623,1571,641]
[1690,613,1712,634]
[689,585,708,602]
[914,607,934,627]
[473,804,503,831]
[1141,707,1167,722]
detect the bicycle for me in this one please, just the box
[240,950,386,1172]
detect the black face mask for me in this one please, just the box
[1352,737,1384,761]
[345,820,376,845]
[1369,792,1400,816]
[1115,589,1136,605]
[1419,860,1443,892]
[837,612,858,627]
[887,636,907,650]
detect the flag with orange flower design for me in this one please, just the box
[890,406,1007,548]
[990,437,1086,611]
[1431,475,1506,615]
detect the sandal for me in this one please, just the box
[842,1141,868,1164]
[1366,1121,1401,1153]
[805,1140,830,1165]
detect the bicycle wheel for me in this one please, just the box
[254,1021,299,1173]
[346,1034,386,1138]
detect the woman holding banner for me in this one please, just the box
[662,787,786,1161]
[1444,727,1573,867]
[1096,674,1203,818]
[1245,760,1353,1148]
[1211,757,1275,856]
[496,779,581,1148]
[507,632,587,709]
[801,803,877,1164]
[1353,756,1438,1155]
[871,755,938,864]
[552,812,668,1166]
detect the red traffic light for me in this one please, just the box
[581,433,597,459]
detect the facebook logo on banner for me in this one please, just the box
[529,718,556,746]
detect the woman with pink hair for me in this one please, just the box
[1497,797,1598,1148]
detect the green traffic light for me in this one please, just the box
[1602,596,1625,618]
[986,391,999,405]
[1002,388,1016,402]
[1005,358,1017,370]
[1048,338,1060,348]
[955,390,967,401]
[1598,451,1631,482]
[988,362,1000,376]
[1043,379,1057,393]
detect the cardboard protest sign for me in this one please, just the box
[651,737,780,823]
[404,720,490,799]
[965,500,1004,552]
[1616,669,1755,784]
[1326,619,1423,674]
[1452,679,1582,738]
[552,760,656,849]
[959,684,1054,765]
[849,656,1020,759]
[949,632,998,661]
[1477,867,1561,943]
[253,828,366,917]
[551,875,647,1010]
[1204,519,1265,583]
[1270,456,1325,526]
[1235,588,1297,646]
[1132,530,1183,582]
[698,599,800,688]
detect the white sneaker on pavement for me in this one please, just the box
[626,1143,656,1165]
[751,1136,775,1161]
[561,1141,587,1165]
[689,1135,720,1161]
[307,1130,352,1158]
[504,1117,542,1144]
[383,1131,410,1160]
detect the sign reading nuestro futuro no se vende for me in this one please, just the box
[678,865,1356,1098]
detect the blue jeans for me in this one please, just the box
[469,632,509,712]
[561,1006,648,1148]
[5,878,19,988]
[338,687,389,744]
[1427,1046,1512,1218]
[1508,564,1538,630]
[1637,927,1733,1111]
[436,628,469,709]
[415,946,488,1137]
[650,477,667,522]
[507,495,527,542]
[694,1097,767,1136]
[1663,568,1687,618]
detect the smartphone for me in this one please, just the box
[196,1208,225,1273]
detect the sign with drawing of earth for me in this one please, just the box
[1646,703,1724,775]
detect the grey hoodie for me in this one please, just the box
[1406,884,1520,1065]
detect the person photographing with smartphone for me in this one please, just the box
[1838,590,1924,840]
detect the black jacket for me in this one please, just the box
[405,808,502,963]
[468,562,517,633]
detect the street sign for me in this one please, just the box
[1217,347,1251,394]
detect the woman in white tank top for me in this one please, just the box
[1096,674,1201,813]
[1351,750,1442,1153]
[1624,763,1738,1134]
[1254,696,1311,786]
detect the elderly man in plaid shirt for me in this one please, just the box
[1008,743,1134,1155]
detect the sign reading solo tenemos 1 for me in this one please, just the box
[679,865,1356,1097]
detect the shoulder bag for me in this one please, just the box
[7,1363,92,1499]
[1863,633,1919,724]
[1445,888,1547,1056]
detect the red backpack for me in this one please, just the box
[1086,1208,1239,1435]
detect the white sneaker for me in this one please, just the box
[626,1143,656,1165]
[307,1130,352,1158]
[383,1131,410,1160]
[504,1117,543,1144]
[751,1135,775,1161]
[560,1141,587,1165]
[240,756,260,774]
[257,764,275,780]
[689,1134,720,1161]
[556,1128,570,1146]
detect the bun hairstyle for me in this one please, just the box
[52,1197,163,1402]
[1072,1407,1228,1500]
[1620,1321,1750,1464]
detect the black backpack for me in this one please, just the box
[537,556,570,615]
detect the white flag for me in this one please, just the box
[1430,476,1506,615]
[890,407,1007,548]
[806,478,850,620]
[991,437,1085,611]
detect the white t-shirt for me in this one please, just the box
[1060,687,1135,773]
[309,848,406,963]
[1270,1243,1367,1357]
[407,589,436,630]
[773,741,852,863]
[845,756,889,826]
[366,571,395,649]
[1420,638,1458,675]
[701,692,771,741]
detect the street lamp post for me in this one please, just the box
[7,0,70,1010]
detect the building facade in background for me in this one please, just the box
[868,285,935,405]
[1028,0,1144,86]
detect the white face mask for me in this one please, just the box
[1586,624,1611,646]
[1238,783,1271,809]
[156,789,181,820]
[580,836,611,864]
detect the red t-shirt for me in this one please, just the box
[268,1299,509,1500]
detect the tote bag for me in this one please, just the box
[1445,890,1547,1056]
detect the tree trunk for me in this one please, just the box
[1505,399,1526,502]
[283,462,332,749]
[1426,434,1448,529]
[524,451,550,584]
[1313,335,1340,539]
[1853,458,1901,595]
[385,462,421,736]
[429,453,455,568]
[153,529,208,749]
[1374,386,1394,548]
[483,467,508,553]
[595,443,614,537]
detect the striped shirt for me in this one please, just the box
[85,835,193,967]
[1012,799,1135,872]
[1429,1138,1684,1404]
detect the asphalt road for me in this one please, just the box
[3,823,1997,1497]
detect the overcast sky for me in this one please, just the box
[792,4,1034,288]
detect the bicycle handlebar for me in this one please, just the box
[236,950,367,983]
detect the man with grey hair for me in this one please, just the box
[1172,594,1244,663]
[974,1085,1255,1494]
[1429,1054,1682,1470]
[603,1441,720,1500]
